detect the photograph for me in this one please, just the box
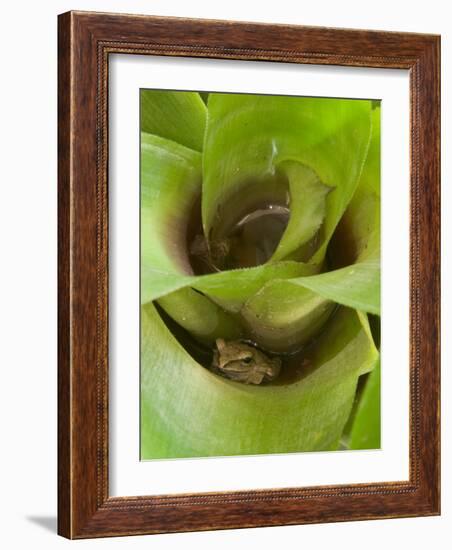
[140,90,381,459]
[0,0,443,543]
[52,6,440,539]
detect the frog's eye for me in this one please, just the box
[241,355,253,364]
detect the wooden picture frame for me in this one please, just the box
[58,10,440,538]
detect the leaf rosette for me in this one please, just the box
[140,90,381,458]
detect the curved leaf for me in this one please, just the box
[329,103,380,266]
[349,360,381,449]
[141,131,320,313]
[141,132,240,340]
[194,261,317,312]
[141,304,379,458]
[141,90,207,151]
[157,288,242,344]
[140,92,381,457]
[270,161,333,262]
[141,132,201,280]
[242,281,335,352]
[143,260,318,310]
[290,259,380,315]
[239,256,379,353]
[202,93,372,263]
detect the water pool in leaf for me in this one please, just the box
[140,89,381,459]
[191,203,291,272]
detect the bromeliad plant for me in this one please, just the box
[140,90,381,459]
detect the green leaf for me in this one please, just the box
[359,104,381,196]
[140,91,381,459]
[141,130,320,314]
[290,259,380,315]
[141,132,201,293]
[141,90,207,152]
[242,280,335,352]
[202,93,372,263]
[141,133,240,341]
[157,287,242,345]
[194,261,317,313]
[240,257,379,352]
[329,103,380,266]
[302,103,381,316]
[143,260,317,309]
[140,133,319,336]
[270,161,333,262]
[349,360,381,449]
[141,304,379,458]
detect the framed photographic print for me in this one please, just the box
[58,11,440,538]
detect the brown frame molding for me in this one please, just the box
[58,10,440,538]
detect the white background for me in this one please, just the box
[110,56,409,496]
[0,1,449,548]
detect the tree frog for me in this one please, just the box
[212,338,281,385]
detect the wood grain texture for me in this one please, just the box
[57,10,440,539]
[57,10,72,539]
